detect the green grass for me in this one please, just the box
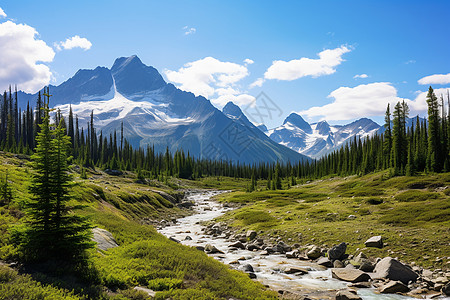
[0,153,277,299]
[216,171,450,269]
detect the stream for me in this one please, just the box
[158,191,424,299]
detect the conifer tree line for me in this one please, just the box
[1,86,449,190]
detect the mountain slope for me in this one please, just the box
[17,56,309,164]
[267,113,381,158]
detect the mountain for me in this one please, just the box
[17,56,309,164]
[266,113,381,158]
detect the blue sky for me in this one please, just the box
[1,0,449,128]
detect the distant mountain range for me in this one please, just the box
[16,56,309,164]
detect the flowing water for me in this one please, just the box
[158,191,427,299]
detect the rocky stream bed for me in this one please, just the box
[158,190,450,300]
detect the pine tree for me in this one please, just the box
[0,170,13,206]
[426,86,441,172]
[19,90,93,262]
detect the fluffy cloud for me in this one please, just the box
[164,56,252,107]
[249,78,264,88]
[55,35,92,51]
[183,26,196,35]
[299,82,440,122]
[354,74,368,79]
[244,58,254,65]
[0,7,6,18]
[0,20,55,93]
[264,45,351,81]
[418,73,450,85]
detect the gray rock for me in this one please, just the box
[228,241,246,249]
[92,227,118,251]
[185,236,192,240]
[374,257,418,284]
[335,290,362,300]
[246,230,257,240]
[328,242,347,261]
[331,268,371,283]
[285,250,298,258]
[306,245,322,259]
[379,281,409,294]
[365,236,383,248]
[204,244,224,254]
[334,260,345,268]
[317,257,333,268]
[246,244,260,251]
[241,264,254,273]
[133,286,156,297]
[283,267,308,275]
[169,237,180,243]
[348,282,371,288]
[248,272,257,279]
[442,282,450,296]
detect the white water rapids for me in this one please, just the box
[158,191,422,299]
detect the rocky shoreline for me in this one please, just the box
[158,191,450,299]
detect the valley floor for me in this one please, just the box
[0,151,449,299]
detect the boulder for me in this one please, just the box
[379,281,409,294]
[364,236,383,248]
[286,250,299,258]
[185,236,192,240]
[331,268,371,283]
[283,267,308,275]
[275,241,291,253]
[442,282,450,296]
[92,227,118,251]
[228,241,246,249]
[204,244,224,254]
[335,290,362,300]
[246,244,260,251]
[306,245,322,259]
[246,230,257,241]
[248,272,257,279]
[317,257,333,268]
[240,264,254,273]
[373,257,418,284]
[328,242,347,261]
[334,260,345,268]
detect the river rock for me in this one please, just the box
[285,250,298,258]
[177,201,195,209]
[331,268,371,283]
[240,264,254,273]
[335,289,362,300]
[195,246,205,251]
[317,257,333,268]
[246,244,260,251]
[169,237,180,243]
[248,272,257,279]
[334,260,345,268]
[275,241,291,253]
[283,267,308,275]
[349,282,371,288]
[229,241,246,249]
[373,257,418,284]
[246,230,257,241]
[185,236,192,240]
[328,242,347,261]
[379,281,409,294]
[92,227,118,251]
[364,236,383,248]
[442,282,450,295]
[204,244,224,254]
[306,245,321,259]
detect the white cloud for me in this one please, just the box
[418,73,450,85]
[244,58,254,65]
[183,26,196,35]
[299,82,438,122]
[55,35,92,51]
[0,7,6,18]
[264,45,351,81]
[405,60,416,65]
[249,77,265,88]
[0,20,55,93]
[164,57,253,108]
[353,74,368,79]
